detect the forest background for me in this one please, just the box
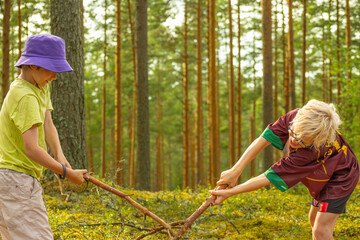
[1,0,360,239]
[1,0,360,192]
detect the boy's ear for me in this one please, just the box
[29,65,40,70]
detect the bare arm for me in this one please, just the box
[211,173,271,205]
[43,110,71,168]
[217,137,271,187]
[23,125,87,184]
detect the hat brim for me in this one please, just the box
[15,56,73,73]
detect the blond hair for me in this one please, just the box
[292,99,341,148]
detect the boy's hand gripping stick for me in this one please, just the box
[172,185,228,239]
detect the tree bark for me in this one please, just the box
[345,0,351,80]
[288,0,296,109]
[321,6,326,102]
[236,1,242,174]
[261,0,273,171]
[50,0,86,169]
[250,28,256,179]
[282,0,290,113]
[336,0,340,105]
[101,0,108,178]
[196,0,205,186]
[155,81,163,191]
[114,0,123,185]
[274,0,280,163]
[17,0,22,60]
[2,0,11,103]
[136,0,150,190]
[228,0,235,168]
[183,0,190,189]
[301,0,306,105]
[127,0,137,188]
[328,0,332,102]
[208,0,218,186]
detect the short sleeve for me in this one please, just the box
[10,95,42,133]
[265,148,320,191]
[261,109,299,150]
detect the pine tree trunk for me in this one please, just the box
[336,0,340,104]
[288,0,296,109]
[86,107,94,173]
[2,0,11,103]
[228,0,235,168]
[127,0,137,187]
[250,29,256,179]
[282,0,290,113]
[50,0,86,169]
[156,70,163,191]
[345,0,351,80]
[302,0,306,105]
[328,0,333,102]
[135,0,150,190]
[101,0,108,178]
[236,2,242,178]
[127,106,133,185]
[183,0,190,189]
[274,0,279,163]
[208,0,218,186]
[114,0,123,185]
[261,0,273,171]
[196,0,205,186]
[322,8,326,102]
[190,123,196,190]
[17,0,22,60]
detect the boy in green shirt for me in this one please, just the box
[0,34,87,239]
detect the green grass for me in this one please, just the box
[41,176,360,239]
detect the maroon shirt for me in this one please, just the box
[262,109,359,201]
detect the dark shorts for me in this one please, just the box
[312,191,353,214]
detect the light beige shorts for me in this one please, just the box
[0,168,53,240]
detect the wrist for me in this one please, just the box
[59,163,66,179]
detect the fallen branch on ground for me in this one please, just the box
[135,220,186,240]
[84,174,175,237]
[172,185,227,239]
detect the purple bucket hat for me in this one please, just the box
[15,34,73,73]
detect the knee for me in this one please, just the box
[312,226,324,239]
[312,225,333,240]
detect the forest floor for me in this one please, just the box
[41,175,360,240]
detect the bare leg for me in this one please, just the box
[312,211,339,240]
[309,205,318,228]
[308,205,318,239]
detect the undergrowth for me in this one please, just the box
[39,175,360,240]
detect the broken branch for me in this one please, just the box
[84,174,175,237]
[173,185,227,239]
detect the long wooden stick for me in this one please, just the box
[84,174,174,236]
[173,185,227,239]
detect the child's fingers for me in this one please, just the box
[209,190,223,196]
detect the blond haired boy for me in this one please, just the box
[211,99,359,240]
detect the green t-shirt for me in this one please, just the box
[0,78,53,179]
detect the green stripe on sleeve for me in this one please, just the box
[264,168,289,192]
[261,128,284,150]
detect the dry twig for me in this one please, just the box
[55,174,70,201]
[84,174,175,237]
[135,220,186,240]
[173,185,227,239]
